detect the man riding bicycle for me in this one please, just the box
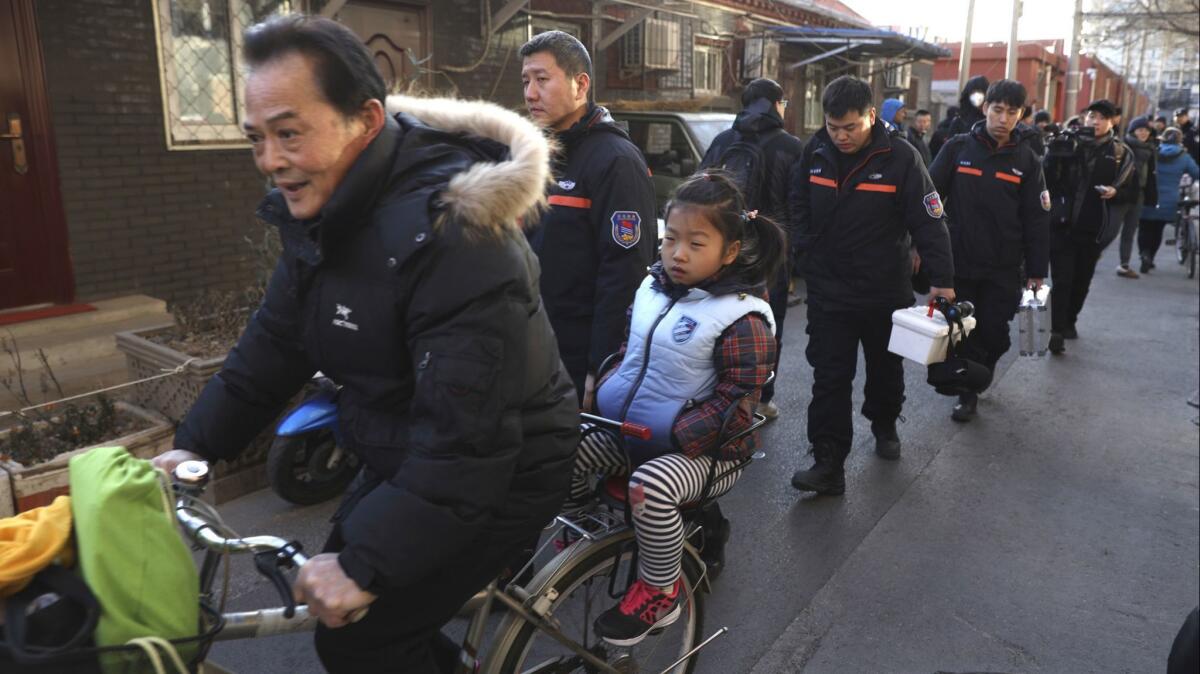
[151,15,578,673]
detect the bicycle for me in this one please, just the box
[164,400,768,674]
[1175,175,1198,279]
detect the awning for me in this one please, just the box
[768,26,951,70]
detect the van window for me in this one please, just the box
[625,120,695,178]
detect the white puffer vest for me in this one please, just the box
[595,274,775,463]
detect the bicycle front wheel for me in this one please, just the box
[487,529,706,674]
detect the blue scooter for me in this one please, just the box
[268,374,360,505]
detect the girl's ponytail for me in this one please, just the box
[740,210,786,285]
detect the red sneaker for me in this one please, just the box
[593,578,683,646]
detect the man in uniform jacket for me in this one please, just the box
[929,80,1050,421]
[789,76,955,496]
[700,77,804,419]
[152,16,578,672]
[1043,99,1135,354]
[520,31,657,408]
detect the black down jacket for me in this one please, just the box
[176,97,579,593]
[789,119,954,311]
[929,120,1050,284]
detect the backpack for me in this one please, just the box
[712,133,768,209]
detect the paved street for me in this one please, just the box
[203,245,1198,674]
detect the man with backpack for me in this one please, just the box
[789,75,954,496]
[700,78,804,419]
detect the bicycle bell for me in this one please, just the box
[174,460,211,488]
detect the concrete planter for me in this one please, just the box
[115,323,226,422]
[114,324,289,503]
[0,402,174,517]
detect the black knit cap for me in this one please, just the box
[1086,99,1118,118]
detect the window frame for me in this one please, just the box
[693,45,722,96]
[151,0,299,151]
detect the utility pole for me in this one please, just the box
[1006,0,1022,80]
[1064,0,1084,118]
[1153,33,1171,117]
[1118,35,1132,117]
[957,0,976,93]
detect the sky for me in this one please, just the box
[838,0,1079,45]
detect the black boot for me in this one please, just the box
[698,502,731,579]
[951,392,978,422]
[1049,332,1066,354]
[871,419,901,460]
[791,441,848,495]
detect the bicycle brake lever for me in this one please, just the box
[254,542,303,619]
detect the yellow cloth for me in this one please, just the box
[0,495,75,597]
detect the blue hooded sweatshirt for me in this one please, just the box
[881,98,905,131]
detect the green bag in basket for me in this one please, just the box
[68,446,199,671]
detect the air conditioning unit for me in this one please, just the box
[621,17,681,71]
[742,36,779,80]
[884,63,911,90]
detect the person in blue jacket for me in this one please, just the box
[881,98,907,132]
[1138,127,1200,271]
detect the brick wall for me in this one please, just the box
[35,0,265,303]
[430,0,537,110]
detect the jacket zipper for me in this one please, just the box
[838,147,892,193]
[618,296,682,424]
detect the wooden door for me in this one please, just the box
[0,0,73,310]
[335,2,429,93]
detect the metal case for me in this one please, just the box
[1018,285,1052,357]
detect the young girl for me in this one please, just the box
[569,171,784,646]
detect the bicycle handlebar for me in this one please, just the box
[580,412,652,441]
[172,461,309,566]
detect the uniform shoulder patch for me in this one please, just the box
[611,211,642,249]
[1040,190,1052,212]
[923,191,944,219]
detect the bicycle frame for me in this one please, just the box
[169,399,764,672]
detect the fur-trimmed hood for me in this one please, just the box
[386,95,552,235]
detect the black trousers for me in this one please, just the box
[1049,238,1104,333]
[761,266,790,404]
[313,515,546,673]
[549,315,591,404]
[954,277,1022,377]
[1137,219,1171,262]
[805,303,905,450]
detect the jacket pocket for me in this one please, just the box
[410,339,505,450]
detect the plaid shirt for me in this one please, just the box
[597,294,776,462]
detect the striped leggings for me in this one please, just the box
[567,425,743,587]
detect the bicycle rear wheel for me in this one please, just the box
[1176,221,1187,264]
[487,529,706,674]
[1188,221,1197,279]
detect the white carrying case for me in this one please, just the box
[888,305,977,365]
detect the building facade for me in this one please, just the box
[3,0,947,310]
